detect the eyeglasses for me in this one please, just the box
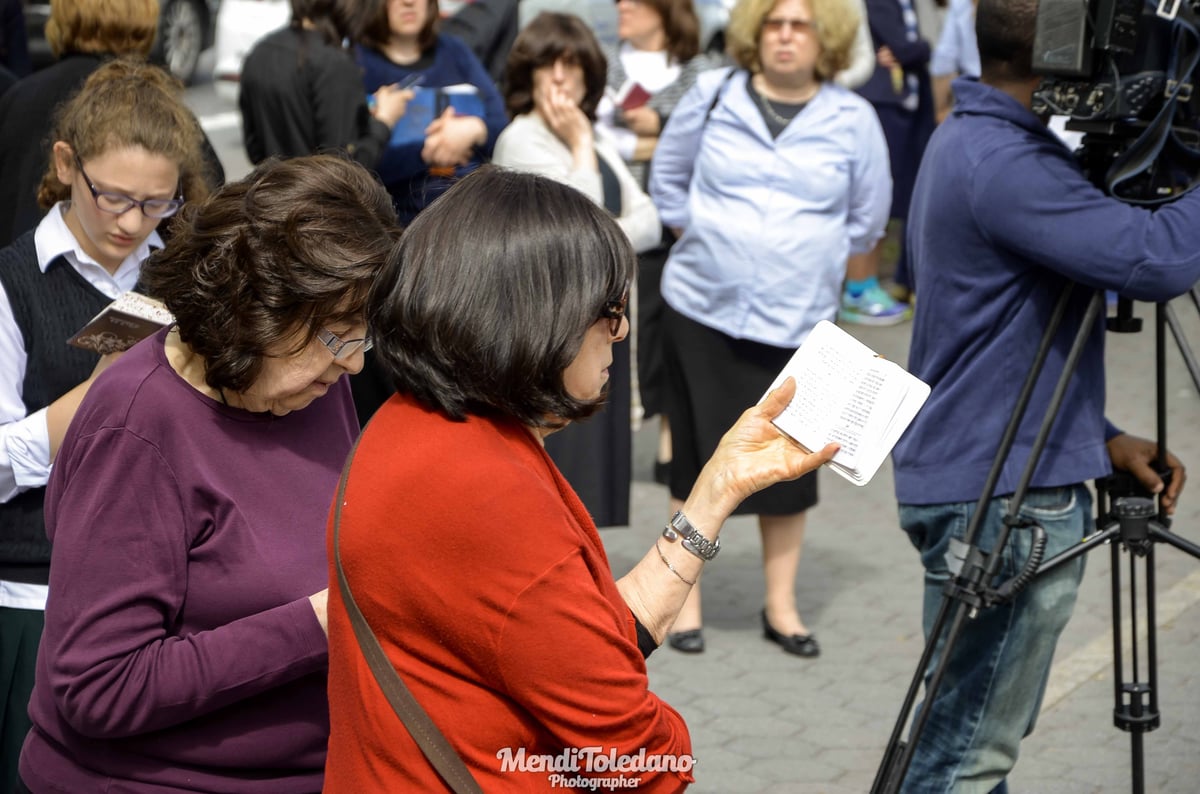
[73,154,184,219]
[761,17,813,35]
[316,327,373,361]
[599,288,629,338]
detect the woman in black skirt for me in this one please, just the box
[492,13,662,526]
[648,0,892,656]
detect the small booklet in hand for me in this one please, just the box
[618,81,651,111]
[68,291,173,354]
[764,320,930,486]
[386,84,485,150]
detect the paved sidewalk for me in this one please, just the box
[600,297,1200,793]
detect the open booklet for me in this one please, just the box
[763,320,931,486]
[68,291,173,354]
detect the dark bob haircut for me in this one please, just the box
[504,11,608,122]
[141,155,400,394]
[369,165,635,428]
[361,0,439,54]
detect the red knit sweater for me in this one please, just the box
[325,394,694,792]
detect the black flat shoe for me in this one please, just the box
[666,628,705,654]
[761,609,820,657]
[653,459,670,486]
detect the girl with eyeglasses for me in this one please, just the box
[0,56,208,792]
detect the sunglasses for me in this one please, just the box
[600,287,629,338]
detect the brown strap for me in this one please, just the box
[332,438,483,794]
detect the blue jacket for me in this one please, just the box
[856,0,932,109]
[893,77,1200,505]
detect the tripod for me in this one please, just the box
[871,285,1200,794]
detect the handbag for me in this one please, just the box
[331,441,483,794]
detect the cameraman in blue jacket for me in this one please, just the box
[892,0,1199,790]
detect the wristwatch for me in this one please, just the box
[661,511,720,561]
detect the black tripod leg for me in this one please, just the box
[1162,303,1200,400]
[1148,525,1200,558]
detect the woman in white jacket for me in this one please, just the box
[494,11,659,528]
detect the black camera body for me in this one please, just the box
[1031,0,1200,204]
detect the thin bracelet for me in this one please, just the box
[655,540,697,586]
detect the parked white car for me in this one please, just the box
[211,0,290,100]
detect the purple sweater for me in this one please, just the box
[20,328,356,793]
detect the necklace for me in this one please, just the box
[756,90,795,127]
[753,81,807,128]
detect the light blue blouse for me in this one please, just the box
[931,0,981,78]
[650,68,891,348]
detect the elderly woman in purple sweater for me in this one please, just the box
[17,156,398,794]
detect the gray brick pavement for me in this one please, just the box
[600,296,1200,793]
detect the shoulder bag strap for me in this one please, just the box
[332,439,484,794]
[702,67,740,128]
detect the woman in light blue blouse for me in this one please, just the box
[649,0,890,657]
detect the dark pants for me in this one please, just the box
[1,606,42,794]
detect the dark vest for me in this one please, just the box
[0,230,109,583]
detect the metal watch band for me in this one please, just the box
[661,511,720,561]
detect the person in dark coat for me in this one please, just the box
[0,0,30,80]
[0,0,224,248]
[853,0,936,299]
[239,0,414,166]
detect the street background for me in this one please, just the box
[186,59,1200,793]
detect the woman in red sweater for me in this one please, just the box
[325,166,837,792]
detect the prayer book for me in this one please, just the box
[618,81,652,110]
[386,84,485,150]
[765,320,931,486]
[68,291,173,354]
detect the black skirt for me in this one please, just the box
[663,307,817,516]
[635,234,672,419]
[544,336,632,527]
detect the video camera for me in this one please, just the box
[1031,0,1200,203]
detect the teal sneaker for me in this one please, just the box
[840,283,912,326]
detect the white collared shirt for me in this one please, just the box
[0,204,160,608]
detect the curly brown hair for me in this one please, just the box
[45,0,159,58]
[140,155,401,394]
[726,0,859,80]
[37,57,211,213]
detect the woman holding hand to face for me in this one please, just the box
[493,12,660,527]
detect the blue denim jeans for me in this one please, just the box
[898,484,1092,794]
